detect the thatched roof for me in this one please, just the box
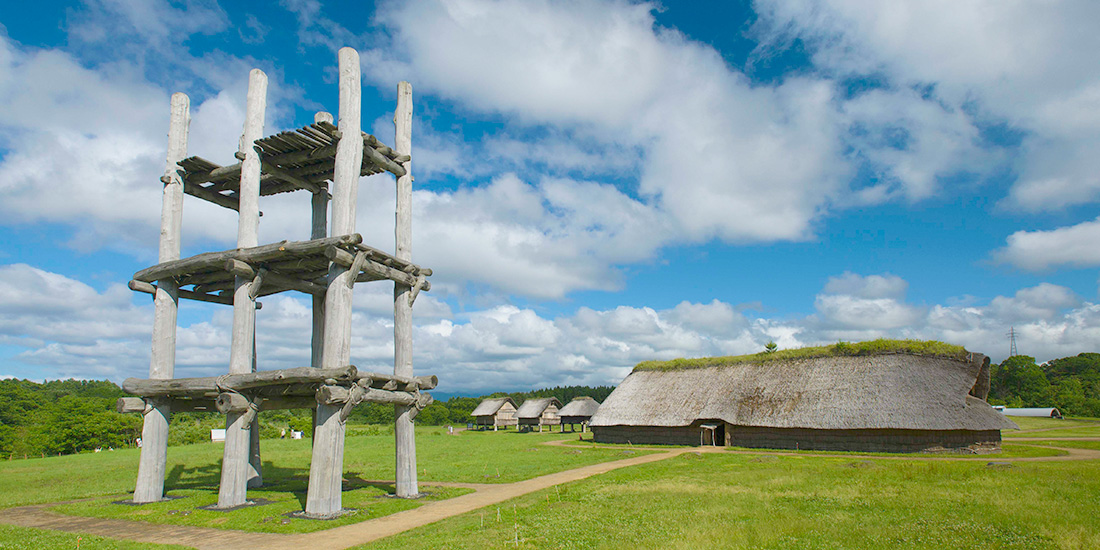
[516,397,562,419]
[591,351,1016,431]
[558,396,601,418]
[471,397,516,417]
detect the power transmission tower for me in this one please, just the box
[1007,327,1018,357]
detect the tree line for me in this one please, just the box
[987,352,1100,417]
[0,378,614,458]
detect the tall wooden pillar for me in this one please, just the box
[306,47,362,518]
[133,92,190,503]
[218,68,267,509]
[311,111,333,369]
[393,81,418,498]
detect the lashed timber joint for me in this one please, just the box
[127,234,431,306]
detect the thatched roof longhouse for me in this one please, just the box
[591,353,1014,432]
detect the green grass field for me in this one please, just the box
[0,427,652,537]
[363,451,1100,550]
[1003,416,1100,433]
[0,525,192,550]
[2,426,1098,549]
[1004,416,1100,439]
[1014,440,1100,451]
[725,443,1066,459]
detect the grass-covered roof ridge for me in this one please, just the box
[632,339,969,372]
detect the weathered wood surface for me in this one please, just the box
[117,397,217,414]
[352,243,432,276]
[308,47,361,518]
[215,393,317,413]
[356,372,437,391]
[393,80,418,498]
[119,396,313,414]
[134,92,190,504]
[122,365,358,397]
[220,68,268,509]
[325,246,429,291]
[133,234,361,283]
[316,385,433,408]
[130,279,256,307]
[225,259,327,296]
[310,156,328,369]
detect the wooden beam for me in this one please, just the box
[216,393,317,414]
[315,385,432,408]
[261,161,323,194]
[123,365,357,397]
[183,181,239,211]
[187,162,242,185]
[352,243,432,276]
[325,246,429,291]
[356,371,438,391]
[133,234,362,283]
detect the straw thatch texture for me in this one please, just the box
[558,396,601,421]
[590,353,1015,432]
[516,397,562,420]
[471,397,515,417]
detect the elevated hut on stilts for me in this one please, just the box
[119,47,434,518]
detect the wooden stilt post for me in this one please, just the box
[134,92,190,503]
[311,111,332,371]
[247,323,262,489]
[306,48,362,518]
[218,68,267,509]
[393,81,418,498]
[309,111,332,448]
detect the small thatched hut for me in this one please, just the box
[557,396,601,432]
[516,397,562,432]
[470,397,518,431]
[590,341,1017,453]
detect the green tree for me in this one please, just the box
[991,355,1050,406]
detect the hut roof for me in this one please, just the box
[591,346,1016,432]
[516,397,562,419]
[558,397,601,418]
[471,397,516,417]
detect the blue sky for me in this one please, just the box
[1,0,1099,393]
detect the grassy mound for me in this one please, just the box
[633,339,969,372]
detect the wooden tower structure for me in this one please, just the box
[118,47,435,518]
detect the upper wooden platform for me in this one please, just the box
[129,234,431,306]
[177,121,410,211]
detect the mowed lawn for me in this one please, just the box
[1003,416,1100,438]
[364,450,1100,550]
[3,425,1099,548]
[0,427,649,540]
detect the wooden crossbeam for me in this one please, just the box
[122,365,358,397]
[133,235,362,283]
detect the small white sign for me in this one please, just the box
[211,429,226,442]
